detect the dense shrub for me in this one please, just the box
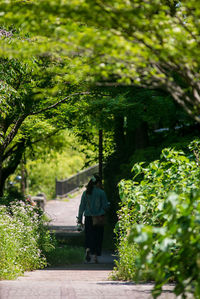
[0,201,55,280]
[114,140,200,298]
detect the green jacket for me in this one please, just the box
[78,186,109,223]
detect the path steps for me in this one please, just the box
[47,224,85,246]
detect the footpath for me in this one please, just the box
[0,189,176,298]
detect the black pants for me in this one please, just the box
[84,216,104,256]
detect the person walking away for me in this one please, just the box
[77,174,109,263]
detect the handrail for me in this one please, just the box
[55,164,99,198]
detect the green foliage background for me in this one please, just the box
[113,140,200,298]
[11,129,98,200]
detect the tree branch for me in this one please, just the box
[2,91,109,153]
[3,115,27,150]
[31,91,92,115]
[176,15,198,42]
[29,128,62,145]
[31,91,110,115]
[3,128,64,160]
[162,77,200,123]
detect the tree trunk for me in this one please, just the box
[0,169,5,197]
[20,157,26,196]
[0,141,25,197]
[125,120,149,154]
[114,115,125,153]
[99,129,103,180]
[133,121,149,150]
[0,152,4,197]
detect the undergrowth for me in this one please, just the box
[0,201,55,280]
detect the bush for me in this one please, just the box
[0,186,26,206]
[131,191,200,298]
[114,140,200,298]
[0,201,55,280]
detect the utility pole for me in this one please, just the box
[99,129,103,180]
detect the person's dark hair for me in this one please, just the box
[86,174,102,195]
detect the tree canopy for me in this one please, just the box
[1,0,200,197]
[1,1,200,121]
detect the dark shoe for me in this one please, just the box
[94,255,98,264]
[85,248,91,262]
[90,254,98,264]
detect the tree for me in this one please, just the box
[1,1,200,122]
[0,55,91,196]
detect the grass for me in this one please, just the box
[55,188,84,201]
[45,245,85,267]
[61,198,69,202]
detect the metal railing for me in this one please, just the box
[55,165,99,198]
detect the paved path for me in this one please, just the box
[0,275,176,299]
[0,189,177,298]
[45,190,82,228]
